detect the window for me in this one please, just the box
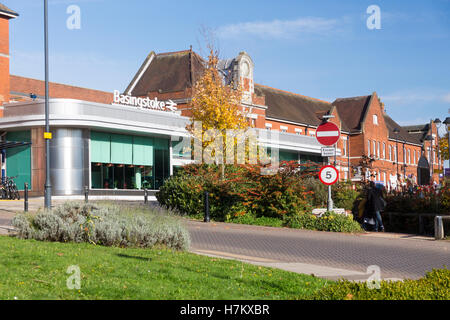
[413,150,416,164]
[373,115,378,125]
[373,141,376,158]
[368,140,371,156]
[265,123,272,131]
[389,145,392,161]
[280,126,288,133]
[309,130,316,136]
[377,142,380,159]
[403,147,406,164]
[382,143,386,159]
[394,146,398,162]
[408,150,411,164]
[295,128,302,135]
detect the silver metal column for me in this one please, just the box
[50,128,89,195]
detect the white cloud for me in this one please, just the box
[217,17,341,40]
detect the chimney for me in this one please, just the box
[0,4,18,111]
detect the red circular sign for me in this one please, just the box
[319,165,339,186]
[316,122,341,146]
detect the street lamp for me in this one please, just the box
[424,135,434,183]
[435,117,450,177]
[435,119,442,176]
[44,0,52,209]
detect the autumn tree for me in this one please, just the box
[438,133,449,161]
[187,49,250,178]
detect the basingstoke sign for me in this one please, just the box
[113,90,178,113]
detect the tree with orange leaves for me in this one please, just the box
[187,49,250,177]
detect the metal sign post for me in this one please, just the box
[316,118,340,212]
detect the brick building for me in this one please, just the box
[125,49,443,189]
[0,3,443,196]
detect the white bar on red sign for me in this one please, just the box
[317,131,339,137]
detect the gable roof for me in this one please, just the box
[383,114,424,145]
[254,84,332,127]
[0,3,18,18]
[332,95,372,133]
[126,50,205,96]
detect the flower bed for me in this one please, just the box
[157,163,362,233]
[12,202,190,251]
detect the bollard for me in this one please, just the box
[24,183,29,212]
[435,216,444,240]
[204,191,210,223]
[84,186,89,204]
[144,188,148,204]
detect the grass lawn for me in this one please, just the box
[0,236,329,300]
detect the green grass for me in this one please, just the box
[0,236,329,300]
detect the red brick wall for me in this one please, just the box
[0,18,10,108]
[10,75,114,105]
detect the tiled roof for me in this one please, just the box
[127,50,205,96]
[0,3,18,17]
[254,84,331,126]
[383,114,424,145]
[332,95,371,133]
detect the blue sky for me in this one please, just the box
[4,0,450,131]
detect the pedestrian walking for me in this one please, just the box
[364,181,386,232]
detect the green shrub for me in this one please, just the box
[302,176,327,208]
[313,268,450,300]
[158,162,318,221]
[332,181,361,211]
[12,202,190,251]
[156,175,205,218]
[286,212,362,233]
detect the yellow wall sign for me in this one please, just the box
[44,132,53,140]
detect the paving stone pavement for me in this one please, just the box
[185,220,450,281]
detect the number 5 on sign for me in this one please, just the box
[319,166,339,186]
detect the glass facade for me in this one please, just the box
[5,131,31,190]
[90,131,169,190]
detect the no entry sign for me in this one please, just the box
[319,165,339,186]
[316,122,340,146]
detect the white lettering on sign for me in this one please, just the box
[317,131,339,137]
[113,90,178,113]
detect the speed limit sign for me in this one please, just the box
[319,166,339,186]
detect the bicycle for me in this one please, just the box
[1,176,20,200]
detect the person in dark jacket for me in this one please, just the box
[366,181,385,232]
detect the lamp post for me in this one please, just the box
[44,0,52,209]
[435,118,442,178]
[435,117,450,177]
[424,135,434,184]
[393,128,400,186]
